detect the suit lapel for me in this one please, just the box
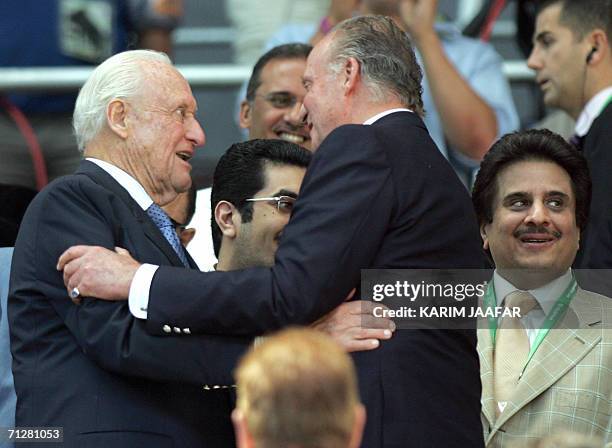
[492,288,602,429]
[76,160,186,267]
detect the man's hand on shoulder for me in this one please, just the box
[57,246,140,303]
[313,299,396,352]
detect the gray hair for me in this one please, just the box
[329,15,424,115]
[73,49,172,151]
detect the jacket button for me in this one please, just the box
[163,325,171,333]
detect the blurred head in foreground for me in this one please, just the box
[233,327,366,448]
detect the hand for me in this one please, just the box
[313,298,396,352]
[57,246,141,304]
[399,0,438,43]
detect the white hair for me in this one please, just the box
[73,49,172,151]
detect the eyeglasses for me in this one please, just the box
[245,195,296,213]
[255,92,302,109]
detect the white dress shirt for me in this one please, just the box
[575,85,612,137]
[492,269,573,348]
[363,108,413,125]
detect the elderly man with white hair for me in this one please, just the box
[8,50,249,448]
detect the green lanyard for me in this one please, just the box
[483,275,577,367]
[599,94,612,114]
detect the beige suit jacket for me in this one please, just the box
[478,287,612,447]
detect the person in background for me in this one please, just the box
[233,327,365,448]
[527,0,612,268]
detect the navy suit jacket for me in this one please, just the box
[146,112,487,447]
[8,161,249,447]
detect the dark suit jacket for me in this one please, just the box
[574,101,612,269]
[147,112,487,447]
[8,161,249,448]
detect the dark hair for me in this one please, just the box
[210,139,311,257]
[537,0,612,40]
[246,43,313,102]
[330,15,424,115]
[472,129,591,231]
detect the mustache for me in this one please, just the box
[513,225,562,239]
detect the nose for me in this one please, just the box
[525,200,550,226]
[297,103,309,126]
[526,47,541,71]
[187,117,206,147]
[286,100,306,126]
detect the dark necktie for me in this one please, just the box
[146,203,189,267]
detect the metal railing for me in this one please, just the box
[0,61,533,92]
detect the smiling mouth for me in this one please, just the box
[277,132,309,145]
[176,151,192,162]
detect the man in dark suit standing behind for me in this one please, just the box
[527,0,612,268]
[60,16,486,447]
[9,50,251,447]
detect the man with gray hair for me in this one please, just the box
[8,50,249,447]
[60,16,486,447]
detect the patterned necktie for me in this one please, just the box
[146,203,190,267]
[493,290,538,416]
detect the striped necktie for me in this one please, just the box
[146,203,189,267]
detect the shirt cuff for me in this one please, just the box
[128,263,159,319]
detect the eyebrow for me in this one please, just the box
[533,31,552,44]
[502,190,570,202]
[274,189,298,198]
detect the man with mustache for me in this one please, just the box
[472,129,611,446]
[59,16,486,447]
[527,0,612,268]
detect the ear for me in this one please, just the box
[480,223,489,251]
[214,200,240,240]
[107,99,129,139]
[348,404,366,448]
[179,227,196,247]
[587,29,608,65]
[239,100,252,130]
[342,57,361,95]
[232,409,254,448]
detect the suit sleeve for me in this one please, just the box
[31,178,249,385]
[147,124,395,335]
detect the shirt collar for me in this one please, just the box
[575,86,612,137]
[86,158,153,211]
[492,269,573,316]
[363,108,413,125]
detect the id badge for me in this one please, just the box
[59,0,113,63]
